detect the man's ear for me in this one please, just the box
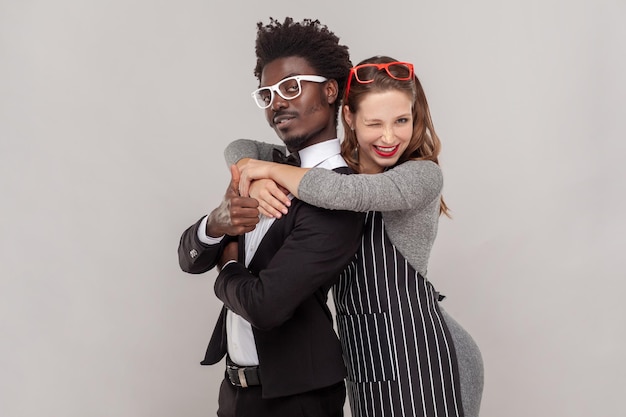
[325,79,339,104]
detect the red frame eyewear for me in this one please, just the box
[344,61,415,99]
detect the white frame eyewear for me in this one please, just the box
[251,75,328,109]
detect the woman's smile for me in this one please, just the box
[372,144,400,157]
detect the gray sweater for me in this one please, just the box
[224,139,443,276]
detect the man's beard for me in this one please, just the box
[282,134,310,153]
[281,120,327,152]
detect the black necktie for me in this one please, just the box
[272,148,301,167]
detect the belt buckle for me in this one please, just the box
[227,364,249,388]
[237,368,248,388]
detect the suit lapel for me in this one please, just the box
[246,200,299,275]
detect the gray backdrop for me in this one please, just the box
[1,1,624,416]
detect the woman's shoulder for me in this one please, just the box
[395,158,441,170]
[392,159,443,183]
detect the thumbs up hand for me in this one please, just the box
[205,165,260,237]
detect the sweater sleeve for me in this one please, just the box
[223,139,286,166]
[298,160,443,212]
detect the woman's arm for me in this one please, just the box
[238,160,307,197]
[298,160,443,212]
[224,139,285,166]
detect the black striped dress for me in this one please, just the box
[334,211,464,417]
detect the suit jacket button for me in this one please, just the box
[190,249,198,259]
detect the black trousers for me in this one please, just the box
[216,376,345,417]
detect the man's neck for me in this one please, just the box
[288,135,337,154]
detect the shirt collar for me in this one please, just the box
[297,138,341,168]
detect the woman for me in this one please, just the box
[227,56,484,417]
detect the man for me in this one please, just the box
[177,17,364,417]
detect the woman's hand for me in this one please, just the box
[237,159,291,218]
[238,158,308,218]
[248,178,291,218]
[238,159,276,196]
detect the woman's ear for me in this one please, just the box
[343,105,354,129]
[326,79,339,104]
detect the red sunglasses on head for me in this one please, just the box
[344,61,415,99]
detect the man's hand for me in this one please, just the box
[217,241,238,271]
[206,165,260,237]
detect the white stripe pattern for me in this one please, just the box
[333,212,464,417]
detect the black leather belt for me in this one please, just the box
[226,360,261,388]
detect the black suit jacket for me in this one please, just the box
[178,167,364,399]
